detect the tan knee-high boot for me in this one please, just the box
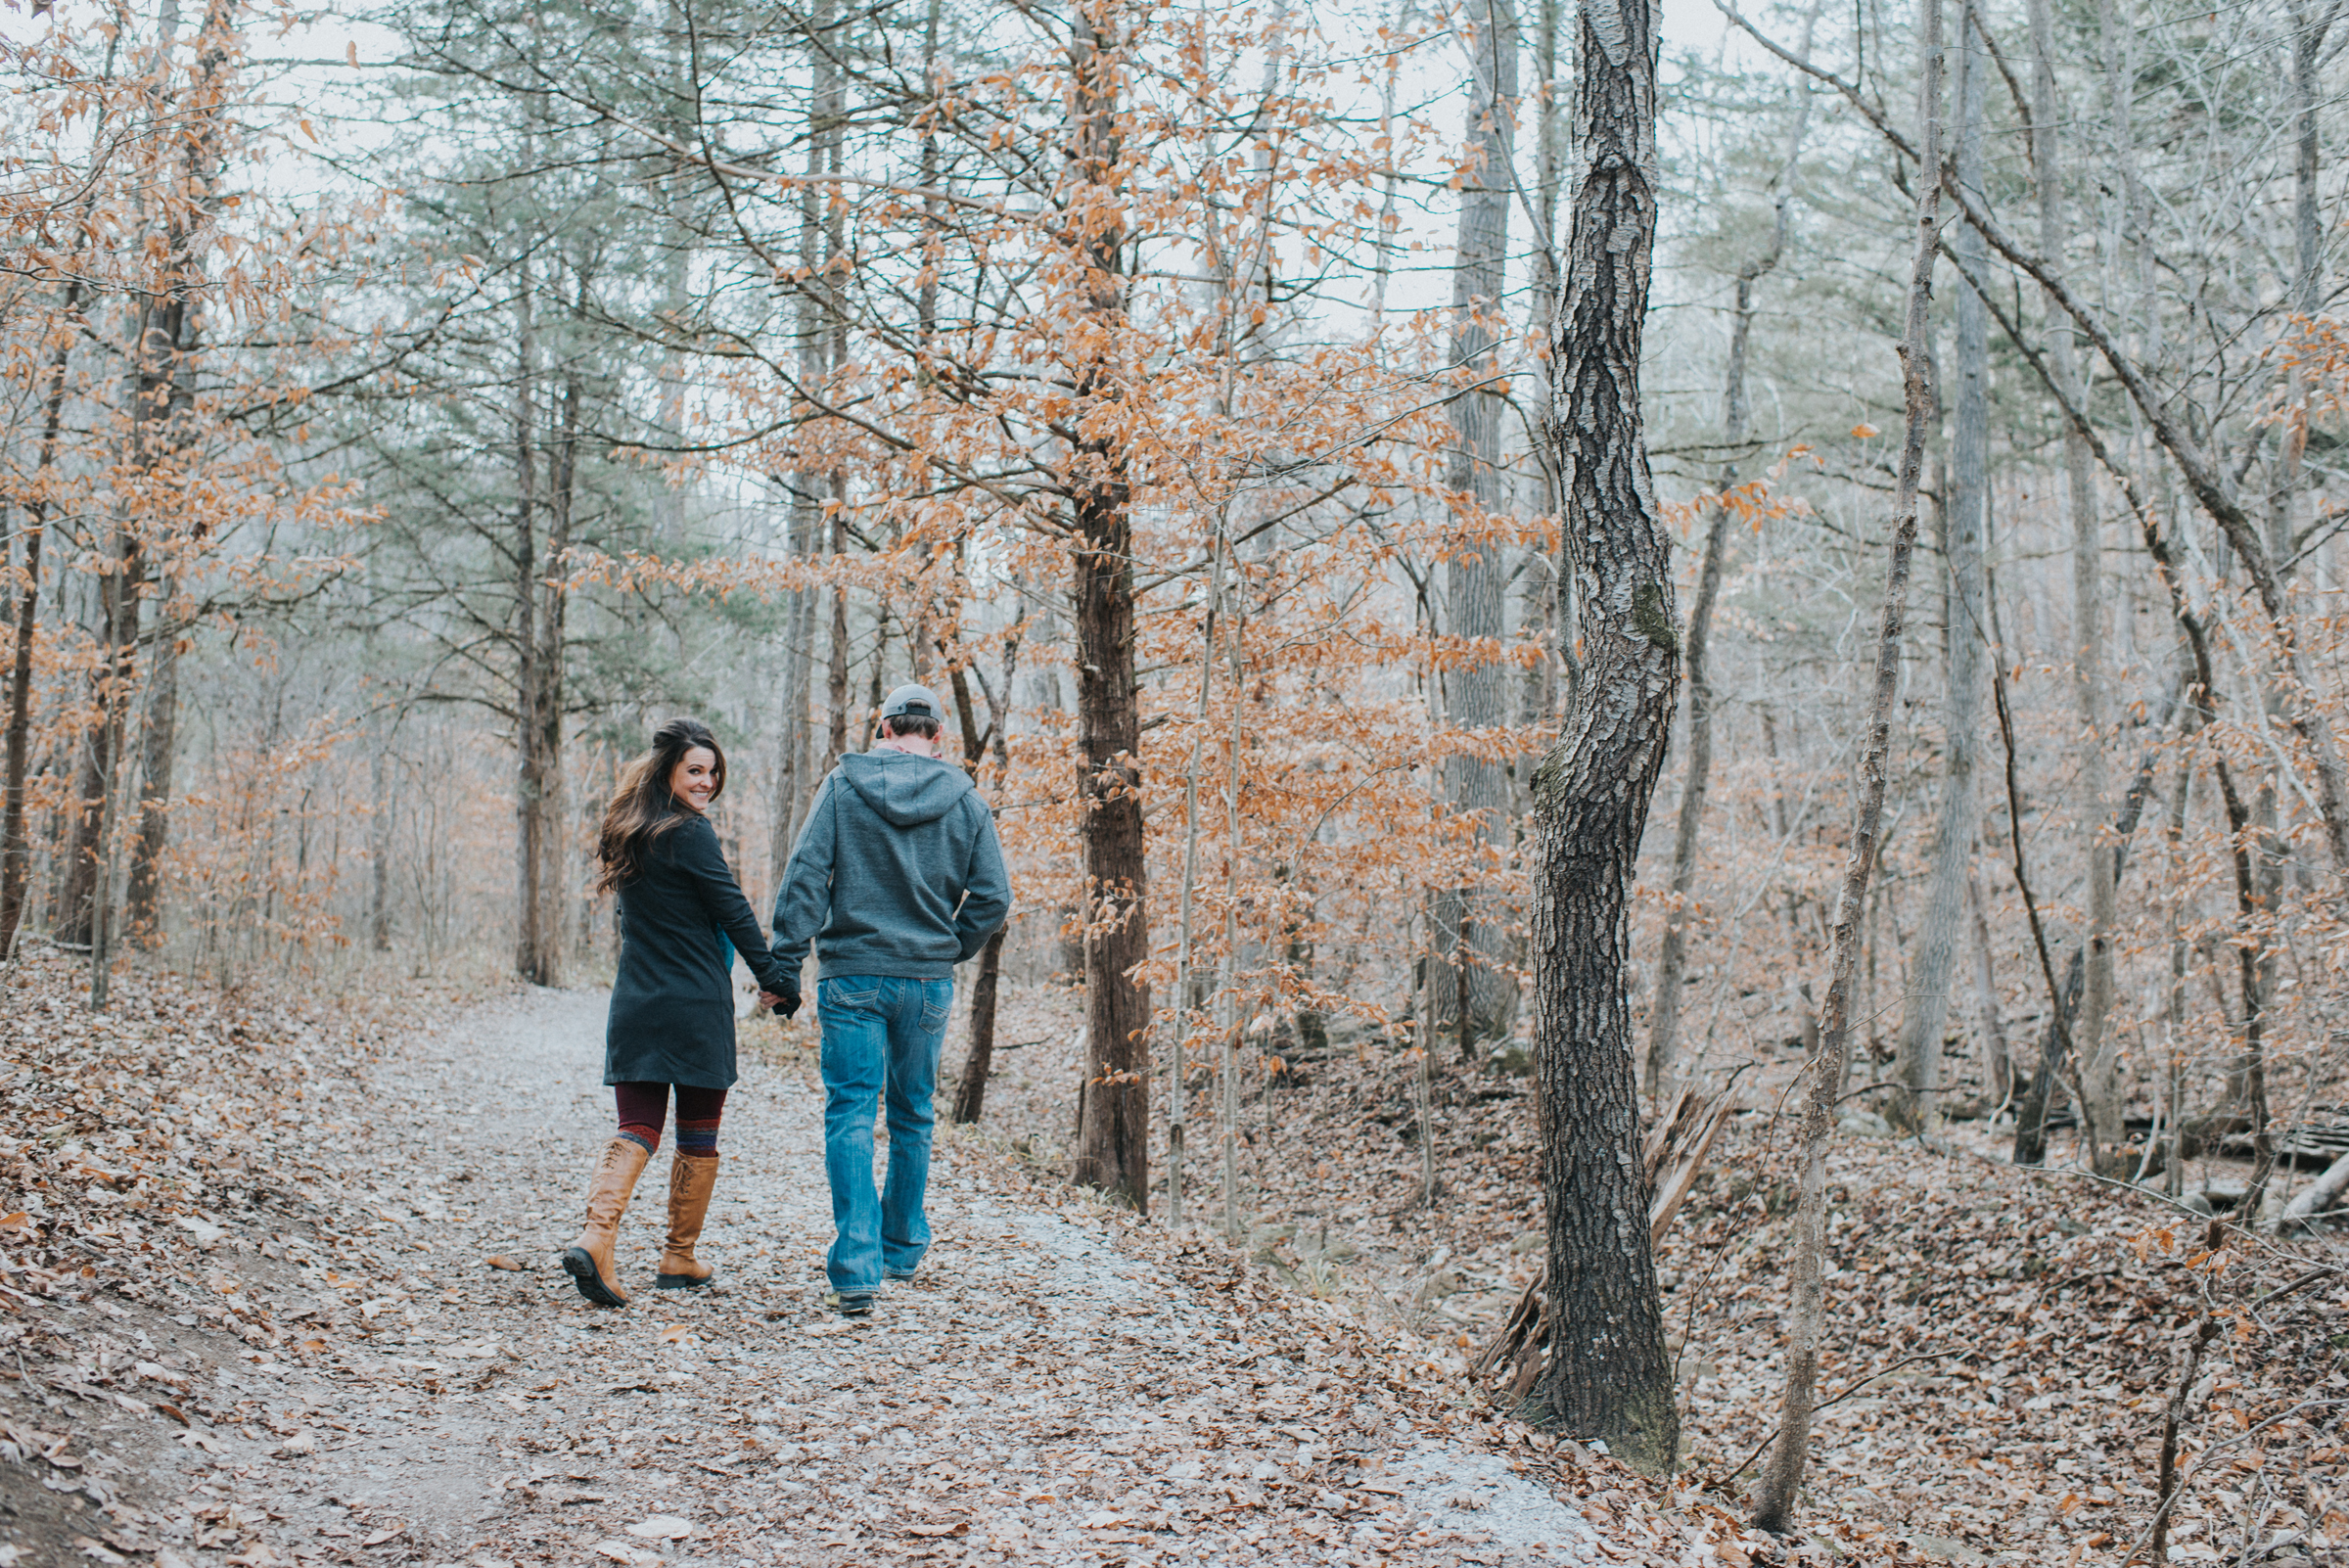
[655,1153,719,1289]
[562,1137,649,1308]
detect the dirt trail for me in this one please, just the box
[10,987,1605,1568]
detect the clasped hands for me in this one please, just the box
[759,985,803,1019]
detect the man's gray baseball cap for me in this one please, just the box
[880,683,944,724]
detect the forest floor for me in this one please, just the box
[0,953,1820,1568]
[5,951,2344,1568]
[960,985,2349,1566]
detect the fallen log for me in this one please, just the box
[2275,1145,2349,1231]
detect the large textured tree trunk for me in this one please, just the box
[1750,0,1941,1529]
[1065,0,1150,1212]
[0,282,78,961]
[1519,0,1677,1474]
[1890,1,1987,1132]
[1435,0,1519,1055]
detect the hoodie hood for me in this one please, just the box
[836,750,975,827]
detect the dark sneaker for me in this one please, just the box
[825,1290,875,1318]
[883,1268,918,1283]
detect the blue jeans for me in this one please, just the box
[817,974,953,1295]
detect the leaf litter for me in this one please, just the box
[8,947,2335,1566]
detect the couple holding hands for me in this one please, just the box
[561,685,1010,1319]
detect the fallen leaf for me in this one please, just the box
[625,1516,693,1541]
[359,1526,405,1548]
[903,1521,968,1538]
[592,1544,662,1566]
[174,1218,224,1248]
[153,1405,189,1427]
[70,1539,125,1565]
[484,1255,525,1271]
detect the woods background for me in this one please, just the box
[9,0,2349,1547]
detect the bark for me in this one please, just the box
[1966,873,2011,1108]
[60,305,166,951]
[1891,5,1987,1132]
[369,719,392,954]
[0,282,78,961]
[946,654,1012,1127]
[771,476,818,888]
[1065,0,1150,1213]
[1519,0,1677,1474]
[518,369,577,989]
[771,25,835,886]
[123,606,181,945]
[509,274,544,983]
[90,0,227,968]
[1162,535,1225,1217]
[1436,0,1520,1054]
[1750,0,1941,1527]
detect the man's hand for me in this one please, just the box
[760,988,803,1019]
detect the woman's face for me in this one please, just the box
[668,747,719,813]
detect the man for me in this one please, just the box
[765,683,1011,1317]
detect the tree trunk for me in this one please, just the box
[1436,0,1520,1056]
[1065,1,1150,1213]
[1519,0,1677,1474]
[1750,0,1941,1528]
[112,0,231,960]
[0,282,78,962]
[518,369,577,989]
[123,600,182,946]
[369,717,393,954]
[945,654,1012,1127]
[2010,667,2188,1163]
[2027,0,2120,1165]
[510,272,545,984]
[1890,3,1987,1131]
[63,272,187,953]
[951,925,1010,1125]
[1966,873,2011,1108]
[1646,13,1812,1095]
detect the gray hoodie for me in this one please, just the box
[768,750,1011,982]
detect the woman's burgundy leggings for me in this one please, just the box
[614,1083,726,1156]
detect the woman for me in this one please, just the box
[563,717,796,1308]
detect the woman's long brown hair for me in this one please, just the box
[594,717,727,893]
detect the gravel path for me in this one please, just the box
[42,987,1600,1568]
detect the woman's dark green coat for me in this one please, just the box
[605,811,788,1089]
